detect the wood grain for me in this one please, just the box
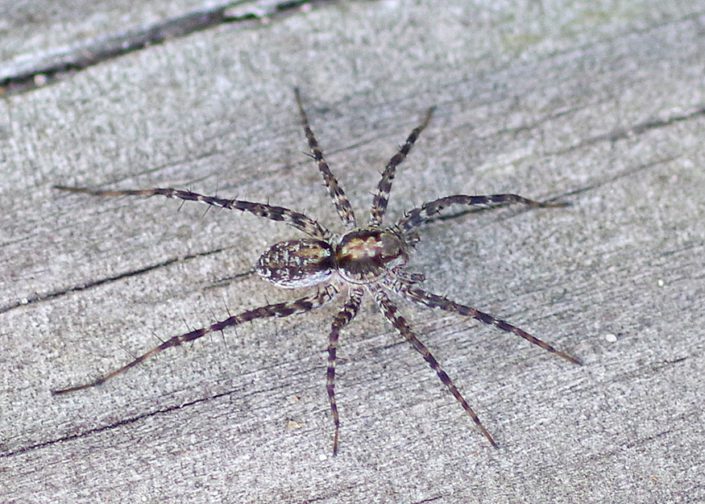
[2,1,705,502]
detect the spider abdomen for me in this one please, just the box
[336,228,408,283]
[256,239,335,288]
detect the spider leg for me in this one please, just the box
[397,193,568,237]
[293,88,357,227]
[370,285,498,448]
[369,106,435,226]
[54,185,331,240]
[390,280,581,365]
[52,286,338,394]
[326,287,364,455]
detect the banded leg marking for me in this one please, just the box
[395,283,581,365]
[52,287,338,394]
[294,88,356,227]
[55,185,331,239]
[398,193,567,235]
[369,106,435,226]
[371,285,498,448]
[326,287,364,455]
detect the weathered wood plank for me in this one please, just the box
[2,1,705,502]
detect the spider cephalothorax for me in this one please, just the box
[335,227,409,283]
[53,88,580,455]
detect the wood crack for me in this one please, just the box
[0,385,237,459]
[0,245,244,315]
[0,0,336,96]
[556,105,705,155]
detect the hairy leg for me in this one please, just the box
[55,185,331,239]
[371,285,498,447]
[397,193,567,236]
[326,287,364,455]
[294,88,356,227]
[52,286,338,394]
[369,107,435,226]
[390,281,581,365]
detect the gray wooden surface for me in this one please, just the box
[2,1,705,502]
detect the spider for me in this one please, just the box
[52,88,581,454]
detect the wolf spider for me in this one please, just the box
[53,89,580,454]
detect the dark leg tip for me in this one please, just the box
[332,428,340,456]
[558,350,583,366]
[541,200,571,208]
[51,386,76,395]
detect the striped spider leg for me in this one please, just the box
[386,279,581,365]
[53,89,579,455]
[326,287,364,455]
[370,284,499,446]
[372,268,581,448]
[369,105,435,226]
[294,87,357,228]
[52,185,332,240]
[52,287,338,394]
